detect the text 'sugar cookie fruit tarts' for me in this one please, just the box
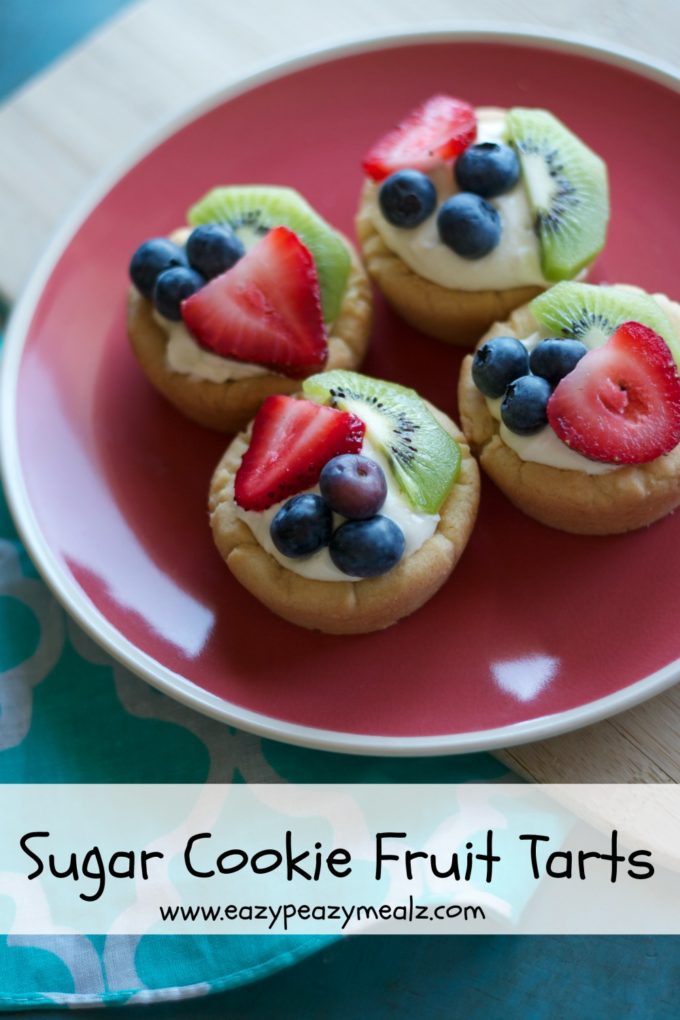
[458,282,680,534]
[128,186,372,432]
[356,96,609,345]
[209,370,480,633]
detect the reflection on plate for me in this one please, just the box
[3,30,680,755]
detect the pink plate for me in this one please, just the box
[4,30,680,755]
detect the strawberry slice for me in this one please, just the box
[181,226,327,378]
[547,321,680,464]
[362,95,477,182]
[234,395,365,511]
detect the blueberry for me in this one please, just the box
[153,266,205,320]
[501,375,553,436]
[455,142,520,199]
[472,337,530,398]
[186,224,245,279]
[379,170,437,228]
[529,338,589,386]
[270,494,333,559]
[129,238,187,298]
[319,454,387,519]
[437,193,501,258]
[329,516,405,578]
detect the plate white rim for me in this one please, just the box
[3,25,680,757]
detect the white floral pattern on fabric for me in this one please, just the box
[0,541,64,751]
[0,495,510,1010]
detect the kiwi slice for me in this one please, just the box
[530,282,680,367]
[505,108,609,281]
[303,370,460,514]
[187,185,350,323]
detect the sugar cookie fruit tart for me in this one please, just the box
[209,370,480,633]
[356,96,609,345]
[458,281,680,534]
[127,186,372,431]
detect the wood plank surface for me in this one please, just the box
[496,684,680,783]
[3,0,680,785]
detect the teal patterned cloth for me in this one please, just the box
[0,475,507,1010]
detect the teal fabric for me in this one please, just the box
[0,466,508,1009]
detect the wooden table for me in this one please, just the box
[3,0,680,783]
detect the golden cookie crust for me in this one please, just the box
[208,406,480,634]
[355,106,545,346]
[457,286,680,534]
[127,237,373,433]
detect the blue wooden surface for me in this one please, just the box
[3,3,678,1016]
[0,0,137,100]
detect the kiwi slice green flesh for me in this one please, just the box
[530,282,680,367]
[187,186,351,323]
[303,370,460,514]
[505,109,609,282]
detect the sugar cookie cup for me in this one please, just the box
[357,100,609,346]
[127,185,373,433]
[209,373,480,634]
[458,285,680,535]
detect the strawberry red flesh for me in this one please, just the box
[362,95,477,182]
[547,321,680,464]
[234,395,366,511]
[181,226,327,378]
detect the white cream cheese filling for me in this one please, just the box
[163,320,270,382]
[485,333,620,474]
[366,109,549,292]
[235,437,440,581]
